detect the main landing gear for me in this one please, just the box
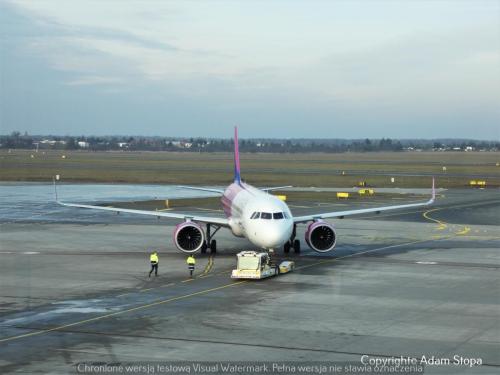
[201,223,220,254]
[284,224,300,254]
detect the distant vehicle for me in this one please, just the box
[57,127,435,254]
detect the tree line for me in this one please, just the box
[1,131,498,152]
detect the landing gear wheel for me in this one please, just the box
[210,240,217,254]
[293,239,301,254]
[275,266,280,275]
[201,241,208,254]
[284,241,291,253]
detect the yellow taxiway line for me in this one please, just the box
[199,255,214,277]
[0,281,247,344]
[456,226,471,235]
[420,199,497,235]
[2,199,492,344]
[423,208,447,230]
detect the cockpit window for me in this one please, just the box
[261,212,272,219]
[250,212,260,219]
[283,212,290,219]
[273,212,284,220]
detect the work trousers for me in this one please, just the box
[149,263,158,276]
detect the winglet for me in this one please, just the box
[430,177,436,203]
[233,126,241,184]
[53,175,59,202]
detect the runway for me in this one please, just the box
[0,185,499,374]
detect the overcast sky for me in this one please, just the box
[1,0,499,139]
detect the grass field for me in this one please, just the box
[1,149,499,188]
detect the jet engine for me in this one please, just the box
[305,220,337,253]
[174,222,205,253]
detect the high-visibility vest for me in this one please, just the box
[150,253,159,264]
[187,256,195,265]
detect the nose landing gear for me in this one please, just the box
[284,224,300,254]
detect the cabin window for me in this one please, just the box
[261,212,272,219]
[273,212,284,220]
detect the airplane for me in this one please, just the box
[56,127,435,255]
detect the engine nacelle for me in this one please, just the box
[174,221,205,253]
[305,220,337,253]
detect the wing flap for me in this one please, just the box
[57,201,229,226]
[261,185,293,192]
[293,198,434,223]
[177,185,224,195]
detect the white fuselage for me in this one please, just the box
[222,182,293,250]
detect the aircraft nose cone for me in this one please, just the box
[262,231,283,248]
[257,222,293,249]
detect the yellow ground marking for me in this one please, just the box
[354,199,496,222]
[156,208,174,212]
[423,208,447,230]
[421,200,499,235]
[456,226,471,235]
[201,256,212,274]
[199,256,214,277]
[136,282,176,294]
[0,281,247,343]
[181,278,195,283]
[0,215,487,345]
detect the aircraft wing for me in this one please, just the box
[293,179,435,224]
[57,201,229,226]
[177,185,225,195]
[261,185,293,192]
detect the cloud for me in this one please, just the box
[5,1,229,86]
[64,75,125,86]
[2,0,499,138]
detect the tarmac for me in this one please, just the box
[0,186,499,374]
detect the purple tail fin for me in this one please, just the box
[234,126,241,184]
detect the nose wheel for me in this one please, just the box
[284,241,291,253]
[283,240,300,254]
[284,224,300,254]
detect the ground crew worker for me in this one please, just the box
[149,251,159,277]
[187,255,196,277]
